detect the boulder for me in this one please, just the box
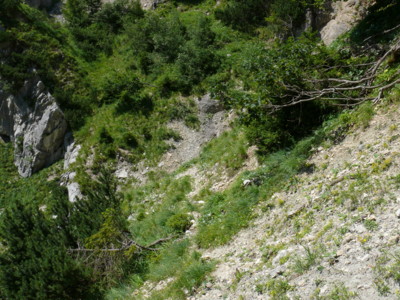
[320,0,371,45]
[0,78,68,177]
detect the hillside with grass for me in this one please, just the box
[1,0,400,299]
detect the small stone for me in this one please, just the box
[269,265,285,278]
[336,249,345,257]
[243,179,252,186]
[343,233,354,243]
[297,279,306,287]
[320,285,329,295]
[116,169,128,178]
[360,254,370,262]
[357,285,368,290]
[396,209,400,218]
[354,224,366,233]
[272,249,290,266]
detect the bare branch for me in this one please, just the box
[368,38,400,76]
[268,38,400,112]
[363,24,400,44]
[68,235,176,254]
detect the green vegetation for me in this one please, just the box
[1,0,400,298]
[313,283,358,299]
[255,278,293,299]
[195,127,248,172]
[374,251,400,296]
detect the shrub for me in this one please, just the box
[215,0,270,32]
[115,92,153,115]
[0,198,94,299]
[65,0,144,60]
[126,13,186,68]
[166,213,191,233]
[121,132,139,149]
[99,127,114,144]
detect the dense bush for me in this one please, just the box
[65,0,144,60]
[0,17,74,92]
[125,13,219,93]
[266,0,305,38]
[211,34,350,153]
[215,0,270,32]
[215,0,328,36]
[349,0,400,45]
[166,213,191,233]
[0,189,95,299]
[0,0,22,26]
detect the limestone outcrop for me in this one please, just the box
[0,78,68,177]
[320,0,371,45]
[61,133,82,202]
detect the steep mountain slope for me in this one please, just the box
[2,0,400,299]
[189,102,400,299]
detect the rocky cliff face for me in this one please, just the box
[0,78,68,177]
[320,0,371,45]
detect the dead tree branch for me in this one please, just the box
[363,24,400,44]
[68,235,175,254]
[267,38,400,112]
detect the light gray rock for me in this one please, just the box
[0,78,68,177]
[198,94,223,114]
[321,21,352,45]
[62,134,82,202]
[320,0,371,45]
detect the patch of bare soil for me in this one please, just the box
[116,95,234,184]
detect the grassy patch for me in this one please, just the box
[196,126,248,172]
[374,251,400,296]
[292,246,319,274]
[149,246,214,300]
[313,282,358,299]
[255,278,293,299]
[0,142,65,209]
